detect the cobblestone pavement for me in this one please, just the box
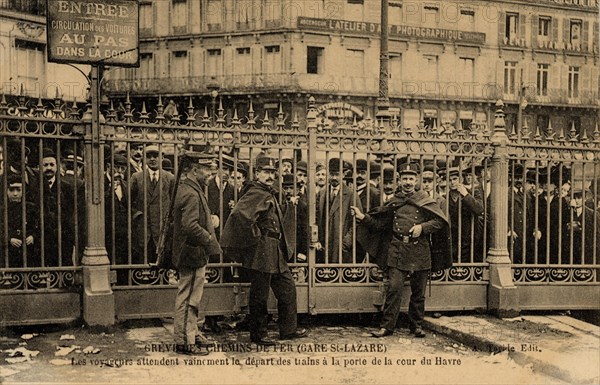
[1,316,565,385]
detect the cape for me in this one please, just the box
[356,190,453,272]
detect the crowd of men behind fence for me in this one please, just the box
[1,138,599,272]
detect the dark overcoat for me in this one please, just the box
[356,190,453,273]
[220,181,293,272]
[172,178,222,270]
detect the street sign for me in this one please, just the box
[47,0,139,66]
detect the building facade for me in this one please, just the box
[103,0,599,133]
[0,0,88,101]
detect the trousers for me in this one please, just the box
[246,268,297,339]
[173,266,206,345]
[380,268,429,331]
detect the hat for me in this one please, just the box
[525,170,537,183]
[145,145,160,155]
[41,148,56,159]
[509,163,525,179]
[235,161,249,177]
[382,167,397,183]
[398,163,419,176]
[277,158,293,168]
[219,154,235,170]
[162,158,173,171]
[7,174,22,187]
[356,159,369,171]
[423,160,435,172]
[296,161,307,174]
[328,158,351,173]
[114,154,128,166]
[182,150,216,167]
[447,167,461,177]
[572,185,590,196]
[550,165,570,185]
[256,156,277,171]
[315,162,325,173]
[64,152,84,165]
[282,174,299,187]
[370,161,381,176]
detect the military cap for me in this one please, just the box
[182,150,216,166]
[398,163,419,176]
[256,156,277,171]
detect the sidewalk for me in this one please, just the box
[424,314,600,385]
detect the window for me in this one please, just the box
[172,0,187,33]
[389,53,402,79]
[389,2,402,24]
[171,51,188,77]
[344,49,364,77]
[234,48,252,75]
[506,13,519,41]
[235,0,259,29]
[347,0,363,3]
[15,40,45,94]
[459,57,474,85]
[422,54,438,83]
[504,61,517,95]
[307,46,323,74]
[570,20,582,46]
[423,5,439,25]
[139,53,154,79]
[206,49,222,76]
[264,0,281,27]
[206,0,222,30]
[536,64,549,96]
[264,45,281,73]
[139,3,153,35]
[568,66,580,98]
[538,17,551,39]
[346,0,363,21]
[459,9,475,31]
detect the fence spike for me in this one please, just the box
[0,93,8,115]
[593,122,600,144]
[569,120,579,142]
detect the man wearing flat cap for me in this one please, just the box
[315,158,361,263]
[220,156,308,346]
[351,162,451,339]
[172,150,222,356]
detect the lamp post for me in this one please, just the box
[376,0,391,123]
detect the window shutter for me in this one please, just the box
[581,67,591,99]
[563,19,570,46]
[582,20,589,51]
[498,11,506,43]
[531,15,539,47]
[519,13,526,43]
[552,17,559,43]
[594,22,599,52]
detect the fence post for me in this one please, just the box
[306,96,318,315]
[487,100,520,317]
[81,65,115,326]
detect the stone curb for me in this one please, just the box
[422,317,593,385]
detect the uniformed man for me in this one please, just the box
[351,163,451,338]
[220,156,308,346]
[172,150,222,356]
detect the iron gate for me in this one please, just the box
[1,94,598,326]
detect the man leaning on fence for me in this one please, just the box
[220,156,308,346]
[351,162,452,338]
[172,149,222,356]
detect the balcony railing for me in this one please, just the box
[104,74,599,106]
[0,0,45,15]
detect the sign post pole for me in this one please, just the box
[80,64,114,326]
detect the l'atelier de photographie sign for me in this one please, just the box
[47,0,139,66]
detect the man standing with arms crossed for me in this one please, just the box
[220,156,308,346]
[351,163,451,338]
[172,150,222,356]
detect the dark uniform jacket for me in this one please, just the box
[172,178,222,270]
[281,197,309,256]
[447,188,484,262]
[207,176,235,238]
[1,200,39,267]
[508,188,536,263]
[356,190,452,273]
[220,181,293,273]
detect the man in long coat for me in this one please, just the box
[352,163,452,338]
[220,156,307,346]
[130,145,175,264]
[316,158,361,263]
